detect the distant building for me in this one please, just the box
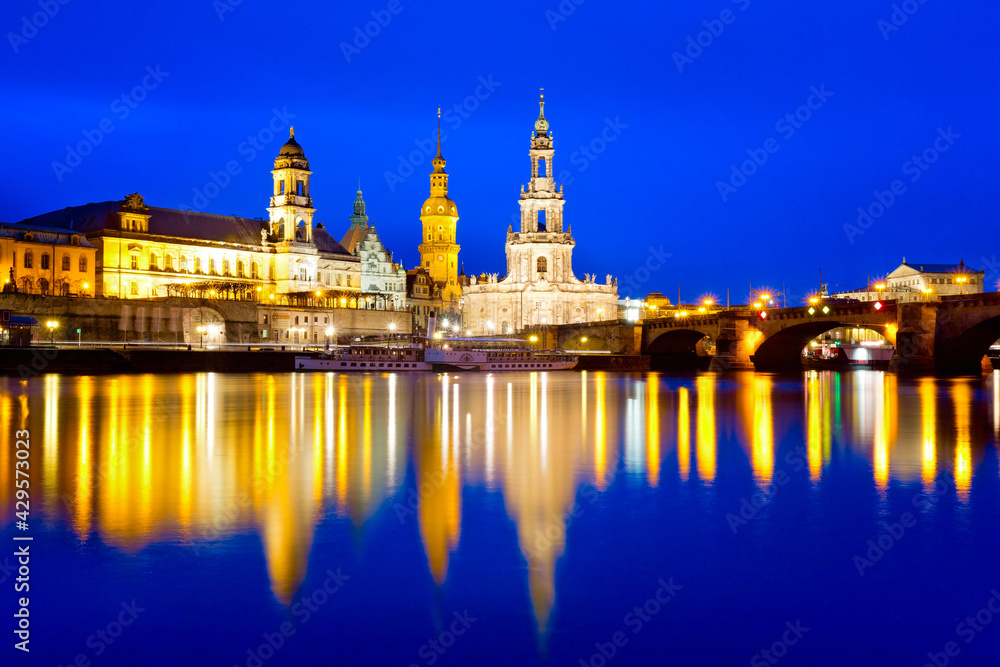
[462,96,618,334]
[0,223,98,296]
[832,259,984,303]
[340,189,406,310]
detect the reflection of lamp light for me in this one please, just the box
[46,320,59,344]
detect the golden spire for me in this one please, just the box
[535,89,549,136]
[290,126,294,139]
[436,107,442,159]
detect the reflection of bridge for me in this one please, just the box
[542,293,1000,374]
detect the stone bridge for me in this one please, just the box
[640,294,1000,375]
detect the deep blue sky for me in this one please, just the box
[2,0,998,302]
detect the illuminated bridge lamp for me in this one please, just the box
[874,301,884,311]
[808,307,816,315]
[822,306,830,314]
[753,302,762,309]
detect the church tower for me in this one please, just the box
[508,93,575,285]
[418,110,460,287]
[518,93,566,234]
[267,127,314,245]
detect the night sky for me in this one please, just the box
[2,0,997,303]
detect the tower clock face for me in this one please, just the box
[436,255,444,262]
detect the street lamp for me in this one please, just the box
[46,320,58,345]
[597,307,604,321]
[197,325,206,348]
[325,326,335,352]
[387,321,397,347]
[957,276,968,295]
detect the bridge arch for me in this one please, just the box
[752,321,893,372]
[935,315,1000,375]
[645,328,715,371]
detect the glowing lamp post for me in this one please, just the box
[325,326,335,352]
[387,321,397,347]
[957,276,968,295]
[46,320,58,345]
[196,325,207,349]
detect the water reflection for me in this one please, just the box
[2,370,999,637]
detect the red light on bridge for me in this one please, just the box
[758,311,768,320]
[874,301,884,311]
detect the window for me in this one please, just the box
[297,181,304,195]
[60,282,70,296]
[209,258,216,274]
[165,255,174,271]
[180,257,188,272]
[130,255,138,270]
[79,256,87,272]
[38,278,49,293]
[538,209,546,231]
[223,259,231,275]
[538,157,546,177]
[149,253,158,270]
[294,316,299,325]
[195,257,202,273]
[279,181,285,194]
[130,281,138,295]
[41,254,50,270]
[62,255,70,271]
[251,263,259,279]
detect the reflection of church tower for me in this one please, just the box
[267,127,315,245]
[418,110,461,302]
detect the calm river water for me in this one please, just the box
[2,371,999,665]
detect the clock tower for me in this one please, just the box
[418,110,460,290]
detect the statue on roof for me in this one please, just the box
[123,193,147,211]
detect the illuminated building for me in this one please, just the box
[13,129,362,302]
[0,223,98,296]
[832,259,984,303]
[340,188,407,309]
[410,111,462,329]
[462,96,619,334]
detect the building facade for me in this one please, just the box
[14,129,364,303]
[832,259,985,303]
[340,189,406,310]
[0,224,98,296]
[462,97,618,334]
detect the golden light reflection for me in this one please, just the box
[919,378,937,491]
[752,376,774,485]
[695,376,716,484]
[872,375,898,492]
[646,376,660,487]
[677,387,690,481]
[594,373,607,489]
[952,381,972,502]
[805,373,830,482]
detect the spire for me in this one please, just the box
[436,107,442,159]
[535,89,549,136]
[290,126,294,139]
[350,188,368,228]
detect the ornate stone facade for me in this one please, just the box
[339,189,406,310]
[462,97,618,334]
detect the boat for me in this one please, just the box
[801,343,894,371]
[423,337,578,371]
[295,345,431,372]
[294,311,577,372]
[294,338,578,373]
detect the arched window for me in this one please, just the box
[180,257,188,272]
[41,254,50,270]
[23,251,32,268]
[251,263,259,279]
[237,260,245,278]
[209,258,216,274]
[39,278,49,294]
[164,255,174,271]
[149,253,158,270]
[537,257,548,273]
[501,321,509,334]
[538,157,546,178]
[223,259,231,275]
[79,256,87,272]
[20,278,33,293]
[61,255,70,271]
[60,282,70,296]
[194,257,202,273]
